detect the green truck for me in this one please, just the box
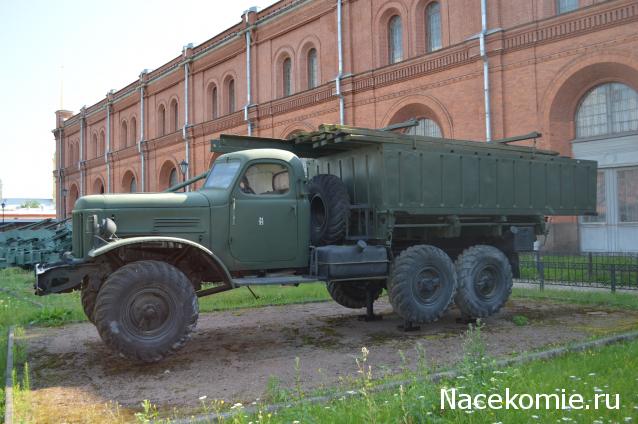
[35,125,597,362]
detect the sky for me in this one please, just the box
[0,0,275,200]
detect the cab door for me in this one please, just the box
[229,161,299,264]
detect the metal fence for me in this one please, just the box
[516,251,638,291]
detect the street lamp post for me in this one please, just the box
[179,160,189,192]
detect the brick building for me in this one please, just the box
[53,0,638,252]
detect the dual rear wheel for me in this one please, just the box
[388,244,513,323]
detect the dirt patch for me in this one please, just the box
[22,298,638,421]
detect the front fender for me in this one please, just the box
[90,236,234,287]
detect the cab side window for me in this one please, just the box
[239,163,290,195]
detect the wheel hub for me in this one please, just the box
[475,266,498,299]
[413,267,443,304]
[125,290,172,334]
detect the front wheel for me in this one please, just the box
[454,245,513,318]
[94,260,198,363]
[388,245,456,323]
[81,276,101,324]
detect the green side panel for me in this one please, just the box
[423,152,442,206]
[530,162,547,209]
[514,160,531,209]
[309,142,596,217]
[462,155,480,208]
[442,154,462,207]
[479,157,498,209]
[547,164,561,209]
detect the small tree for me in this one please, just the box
[20,200,41,209]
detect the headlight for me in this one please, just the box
[99,217,117,239]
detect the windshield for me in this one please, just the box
[203,160,241,189]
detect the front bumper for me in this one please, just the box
[34,257,95,295]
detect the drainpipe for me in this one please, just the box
[480,0,492,142]
[79,108,85,196]
[183,60,191,188]
[105,95,112,193]
[139,73,146,192]
[336,0,345,125]
[182,43,193,191]
[244,8,256,136]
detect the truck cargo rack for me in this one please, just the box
[211,125,559,159]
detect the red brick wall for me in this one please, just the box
[55,0,638,228]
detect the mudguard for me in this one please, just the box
[89,236,234,285]
[36,236,234,295]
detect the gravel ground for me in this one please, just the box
[23,298,638,421]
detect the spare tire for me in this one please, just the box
[308,174,350,245]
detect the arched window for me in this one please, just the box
[426,2,442,52]
[158,105,166,136]
[121,120,128,148]
[170,100,179,132]
[307,48,318,89]
[94,178,105,195]
[576,83,638,138]
[130,117,137,145]
[92,134,98,158]
[130,176,137,193]
[212,86,218,119]
[283,57,292,97]
[99,131,105,156]
[405,118,442,137]
[228,79,235,113]
[388,15,403,64]
[169,168,178,188]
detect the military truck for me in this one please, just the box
[35,125,597,362]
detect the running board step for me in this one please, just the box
[233,276,320,287]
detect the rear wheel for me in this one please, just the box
[454,245,513,318]
[388,245,456,323]
[94,260,198,363]
[327,281,383,309]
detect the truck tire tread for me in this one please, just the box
[388,245,456,324]
[81,276,101,324]
[94,260,198,363]
[308,174,350,245]
[454,245,513,318]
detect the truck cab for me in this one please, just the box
[202,148,310,271]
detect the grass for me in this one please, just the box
[1,267,637,422]
[512,286,638,310]
[0,268,330,420]
[189,325,638,424]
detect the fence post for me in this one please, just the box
[610,264,616,293]
[536,250,545,291]
[587,252,593,281]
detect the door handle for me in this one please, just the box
[290,204,297,215]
